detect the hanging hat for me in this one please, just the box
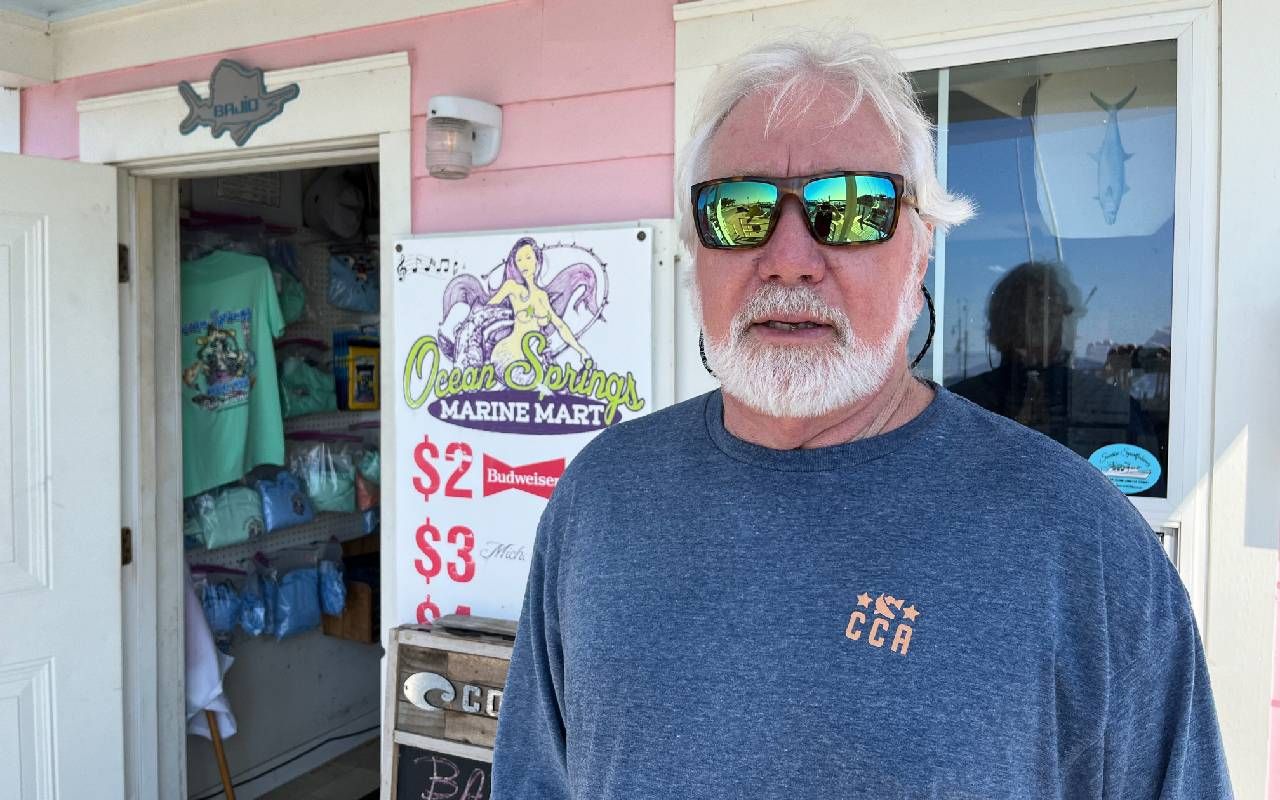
[303,167,365,239]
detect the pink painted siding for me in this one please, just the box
[20,0,677,233]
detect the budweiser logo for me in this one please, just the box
[482,454,565,499]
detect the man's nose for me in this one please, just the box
[756,195,827,285]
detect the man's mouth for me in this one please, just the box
[759,320,826,331]
[745,317,837,342]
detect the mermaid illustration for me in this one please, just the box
[437,237,604,386]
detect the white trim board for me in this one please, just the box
[673,0,809,21]
[45,0,503,82]
[392,731,494,764]
[78,52,409,165]
[674,0,1211,22]
[673,0,1214,71]
[0,88,19,151]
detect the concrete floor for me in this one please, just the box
[259,739,379,800]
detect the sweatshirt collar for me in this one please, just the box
[703,381,949,472]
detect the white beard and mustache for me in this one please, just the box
[692,278,921,419]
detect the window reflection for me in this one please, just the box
[947,262,1163,493]
[912,42,1176,497]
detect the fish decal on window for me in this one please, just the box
[178,59,300,147]
[1089,87,1137,225]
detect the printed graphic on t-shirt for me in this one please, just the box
[844,591,921,656]
[182,308,256,411]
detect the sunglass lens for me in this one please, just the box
[695,181,779,247]
[802,175,899,243]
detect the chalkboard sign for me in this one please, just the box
[395,743,491,800]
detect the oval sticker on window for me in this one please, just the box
[1088,444,1162,495]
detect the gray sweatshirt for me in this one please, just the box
[492,386,1232,799]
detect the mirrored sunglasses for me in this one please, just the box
[690,171,916,249]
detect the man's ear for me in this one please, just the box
[915,220,935,284]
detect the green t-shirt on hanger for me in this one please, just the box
[181,250,287,497]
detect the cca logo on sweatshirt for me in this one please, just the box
[844,592,920,656]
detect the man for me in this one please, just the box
[493,31,1231,799]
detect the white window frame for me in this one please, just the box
[894,6,1219,618]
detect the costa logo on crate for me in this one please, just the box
[385,617,516,800]
[393,226,655,625]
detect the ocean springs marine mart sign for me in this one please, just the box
[392,226,653,624]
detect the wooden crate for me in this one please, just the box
[321,580,375,643]
[322,533,379,644]
[381,618,516,800]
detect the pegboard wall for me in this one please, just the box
[185,513,369,571]
[281,236,380,434]
[184,225,384,572]
[283,234,379,347]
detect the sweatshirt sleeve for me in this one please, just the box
[1098,603,1234,800]
[1059,514,1235,800]
[491,483,573,799]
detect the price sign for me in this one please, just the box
[393,226,654,622]
[412,435,475,502]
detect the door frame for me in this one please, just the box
[79,52,412,800]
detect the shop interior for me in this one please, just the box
[177,163,385,800]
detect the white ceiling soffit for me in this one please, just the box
[0,0,153,22]
[1,0,506,83]
[0,10,53,86]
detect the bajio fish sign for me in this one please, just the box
[392,225,653,624]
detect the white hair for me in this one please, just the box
[676,28,975,258]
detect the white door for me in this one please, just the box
[0,154,123,799]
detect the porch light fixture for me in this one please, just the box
[426,95,502,179]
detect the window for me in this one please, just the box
[910,42,1177,498]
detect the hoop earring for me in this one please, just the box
[699,330,716,377]
[910,284,935,370]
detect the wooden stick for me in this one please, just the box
[205,710,237,800]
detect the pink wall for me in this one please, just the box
[20,0,677,233]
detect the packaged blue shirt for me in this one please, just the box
[492,386,1233,799]
[199,581,241,638]
[255,470,316,532]
[187,486,265,550]
[238,577,268,637]
[327,253,379,313]
[274,567,321,640]
[319,559,346,617]
[260,569,279,635]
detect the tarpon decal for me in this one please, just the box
[178,59,300,147]
[1089,87,1137,225]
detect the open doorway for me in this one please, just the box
[173,163,385,800]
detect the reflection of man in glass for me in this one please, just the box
[949,261,1162,491]
[813,201,835,239]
